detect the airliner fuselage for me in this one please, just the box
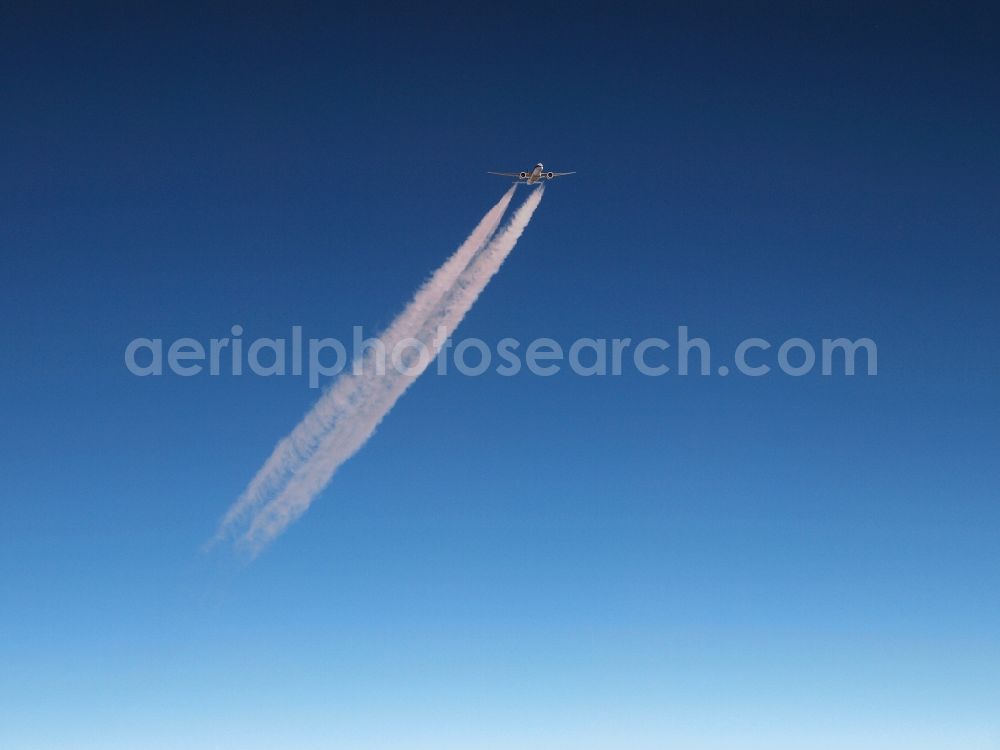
[489,163,575,184]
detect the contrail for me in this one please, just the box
[213,185,515,542]
[216,186,543,554]
[237,186,544,554]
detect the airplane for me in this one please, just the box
[488,163,575,185]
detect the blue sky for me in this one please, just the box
[2,4,999,748]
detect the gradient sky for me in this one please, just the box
[2,4,999,749]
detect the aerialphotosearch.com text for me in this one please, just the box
[124,325,878,388]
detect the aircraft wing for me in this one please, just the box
[488,172,523,177]
[546,171,576,178]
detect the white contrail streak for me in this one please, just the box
[216,186,543,554]
[213,186,515,543]
[237,186,544,554]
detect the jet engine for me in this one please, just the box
[545,171,554,179]
[519,171,528,179]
